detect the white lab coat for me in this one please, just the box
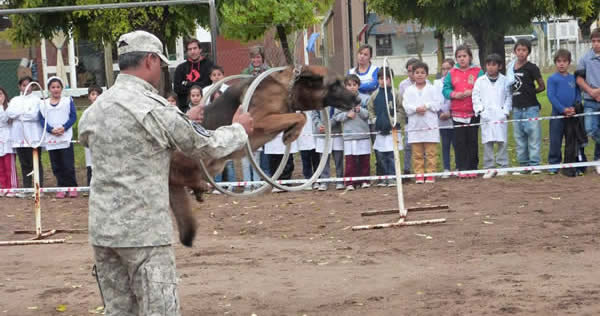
[5,94,43,148]
[39,96,73,150]
[402,82,440,144]
[472,74,512,143]
[0,106,13,156]
[295,111,315,151]
[264,132,298,154]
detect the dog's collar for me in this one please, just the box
[287,64,303,112]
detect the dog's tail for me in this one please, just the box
[169,184,198,247]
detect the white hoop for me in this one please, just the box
[197,74,273,197]
[240,66,332,192]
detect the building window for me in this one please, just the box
[315,20,335,58]
[375,34,392,56]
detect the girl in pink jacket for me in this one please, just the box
[442,45,484,178]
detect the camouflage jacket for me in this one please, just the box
[78,74,247,247]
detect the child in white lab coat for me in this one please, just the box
[403,62,440,184]
[472,53,512,178]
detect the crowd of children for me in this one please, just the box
[2,32,600,197]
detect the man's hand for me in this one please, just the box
[453,92,464,99]
[187,105,204,123]
[318,125,325,133]
[416,105,427,115]
[463,89,472,97]
[232,107,253,135]
[347,111,356,119]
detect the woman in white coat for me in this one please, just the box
[472,54,512,178]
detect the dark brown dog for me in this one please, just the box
[169,65,358,246]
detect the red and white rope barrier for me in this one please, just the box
[1,111,599,144]
[2,161,598,194]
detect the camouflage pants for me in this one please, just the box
[92,245,180,316]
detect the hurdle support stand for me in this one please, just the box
[352,127,446,231]
[1,148,65,246]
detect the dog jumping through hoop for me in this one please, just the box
[169,65,359,247]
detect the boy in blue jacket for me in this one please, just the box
[547,49,587,176]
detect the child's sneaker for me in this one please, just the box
[5,192,15,198]
[376,180,388,187]
[310,182,319,190]
[415,175,425,184]
[335,183,345,190]
[318,183,328,191]
[361,182,370,189]
[458,173,468,179]
[441,169,450,179]
[512,171,524,175]
[425,176,435,183]
[531,170,542,175]
[469,173,477,178]
[596,165,600,174]
[496,170,508,177]
[55,191,66,199]
[482,170,496,179]
[345,185,355,191]
[387,180,397,187]
[68,191,78,198]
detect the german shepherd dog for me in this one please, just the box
[169,65,359,246]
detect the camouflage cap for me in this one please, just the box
[117,30,169,65]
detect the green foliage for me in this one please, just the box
[368,0,595,35]
[220,0,333,42]
[6,0,211,45]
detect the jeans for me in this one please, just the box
[260,151,270,177]
[375,150,395,176]
[216,160,236,183]
[584,100,600,146]
[548,117,565,166]
[439,128,455,170]
[241,152,261,189]
[513,106,541,166]
[403,129,412,173]
[319,150,344,183]
[300,149,319,179]
[483,142,508,168]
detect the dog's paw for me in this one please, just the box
[179,225,197,247]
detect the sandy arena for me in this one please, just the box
[1,174,599,315]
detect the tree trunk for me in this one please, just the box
[434,29,445,75]
[276,24,293,65]
[469,28,506,73]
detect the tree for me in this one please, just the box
[6,0,211,93]
[367,0,596,65]
[220,0,333,65]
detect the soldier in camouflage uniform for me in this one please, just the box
[78,30,253,316]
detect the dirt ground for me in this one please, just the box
[1,174,599,315]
